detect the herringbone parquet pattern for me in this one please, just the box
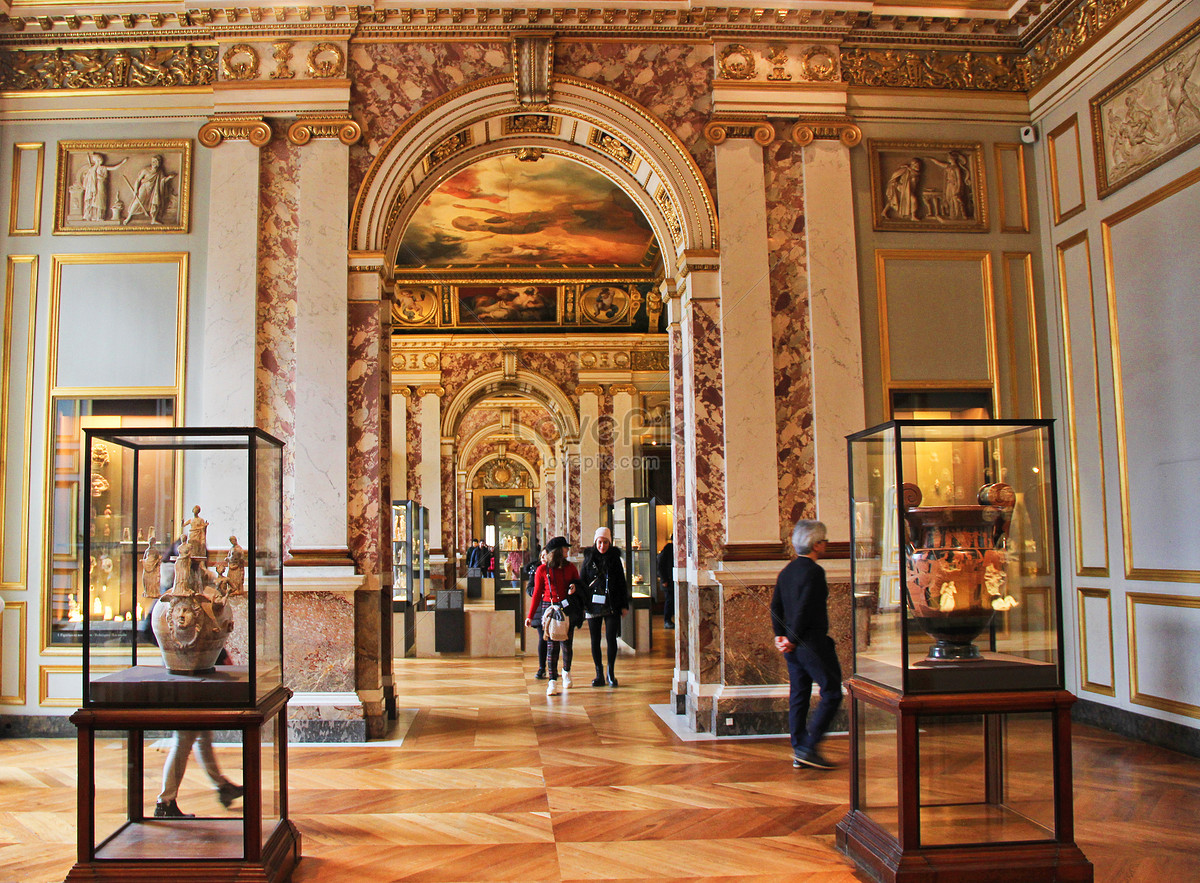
[2,626,1199,882]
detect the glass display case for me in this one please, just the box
[612,497,655,651]
[493,507,536,615]
[846,419,1061,693]
[392,500,428,608]
[67,427,299,883]
[837,420,1091,883]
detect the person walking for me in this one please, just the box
[526,547,550,678]
[657,540,675,629]
[770,519,843,770]
[580,527,629,687]
[525,537,579,696]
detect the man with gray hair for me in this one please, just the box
[770,519,843,770]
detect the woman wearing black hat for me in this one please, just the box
[525,536,579,696]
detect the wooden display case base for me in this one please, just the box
[837,810,1093,883]
[66,818,300,882]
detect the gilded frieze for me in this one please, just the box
[221,43,259,80]
[422,129,475,174]
[307,41,345,78]
[0,44,217,90]
[840,47,1027,92]
[1026,0,1143,89]
[718,44,757,80]
[502,114,560,136]
[270,41,296,79]
[588,129,641,172]
[714,42,840,85]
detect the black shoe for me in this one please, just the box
[217,782,244,808]
[591,676,605,687]
[793,749,836,770]
[535,669,546,680]
[664,621,675,629]
[606,675,619,687]
[154,799,195,819]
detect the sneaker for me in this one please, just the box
[217,782,244,808]
[547,679,560,696]
[154,799,195,819]
[793,748,836,770]
[562,671,572,688]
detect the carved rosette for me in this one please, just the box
[718,44,757,80]
[703,120,776,146]
[287,115,363,146]
[198,116,272,148]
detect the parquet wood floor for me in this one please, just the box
[2,625,1199,882]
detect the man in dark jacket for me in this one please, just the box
[770,519,842,770]
[657,541,675,629]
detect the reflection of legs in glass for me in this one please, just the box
[156,729,243,817]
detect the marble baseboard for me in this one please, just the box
[288,717,367,743]
[0,714,75,738]
[1073,698,1200,758]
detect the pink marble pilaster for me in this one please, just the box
[567,449,581,549]
[406,392,422,501]
[682,287,726,567]
[347,301,383,576]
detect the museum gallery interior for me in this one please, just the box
[1,0,1200,880]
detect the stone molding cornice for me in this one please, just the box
[198,114,272,147]
[287,113,362,145]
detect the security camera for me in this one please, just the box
[1019,125,1038,144]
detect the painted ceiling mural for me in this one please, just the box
[397,154,657,270]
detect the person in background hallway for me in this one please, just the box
[581,526,629,687]
[478,540,493,576]
[770,519,842,771]
[525,537,579,695]
[657,540,675,629]
[466,538,480,570]
[526,546,550,678]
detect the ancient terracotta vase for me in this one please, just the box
[151,590,234,673]
[903,482,1015,661]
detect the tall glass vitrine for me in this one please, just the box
[612,497,655,651]
[492,507,536,618]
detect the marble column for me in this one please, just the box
[611,384,637,500]
[679,264,726,734]
[803,140,865,539]
[565,444,581,549]
[417,387,443,549]
[390,390,408,500]
[665,289,691,714]
[714,139,782,548]
[199,139,261,536]
[576,388,602,534]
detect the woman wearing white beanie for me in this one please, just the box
[580,526,629,686]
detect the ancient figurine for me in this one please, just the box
[79,152,127,221]
[123,154,175,225]
[141,540,163,599]
[224,536,247,596]
[183,505,209,561]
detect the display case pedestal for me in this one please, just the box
[835,677,1092,883]
[66,685,300,883]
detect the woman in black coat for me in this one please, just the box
[579,526,629,686]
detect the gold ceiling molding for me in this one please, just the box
[1025,0,1145,90]
[0,44,217,90]
[632,349,669,371]
[198,114,272,148]
[840,46,1028,92]
[703,119,776,145]
[287,114,362,146]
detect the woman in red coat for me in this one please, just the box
[525,536,579,696]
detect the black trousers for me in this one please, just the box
[784,635,843,754]
[588,613,621,673]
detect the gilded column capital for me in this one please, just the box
[198,115,272,148]
[791,118,862,148]
[416,384,445,398]
[287,114,362,146]
[574,384,604,397]
[609,383,640,397]
[394,385,413,399]
[704,119,776,146]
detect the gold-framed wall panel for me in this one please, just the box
[39,663,120,707]
[47,252,189,394]
[1001,252,1042,419]
[1127,592,1200,719]
[0,601,28,704]
[875,248,1000,411]
[41,253,188,655]
[8,142,44,236]
[2,255,37,591]
[1076,587,1116,698]
[1054,231,1109,578]
[1047,115,1087,226]
[1101,165,1200,585]
[994,142,1030,234]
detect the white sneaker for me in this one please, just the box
[562,671,573,688]
[547,679,560,696]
